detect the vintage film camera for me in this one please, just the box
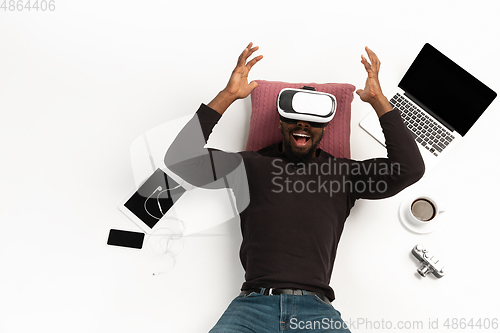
[411,244,446,278]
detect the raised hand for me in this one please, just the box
[356,47,392,117]
[208,42,263,115]
[224,42,263,99]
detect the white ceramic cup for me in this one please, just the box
[405,195,445,227]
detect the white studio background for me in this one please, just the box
[1,1,499,332]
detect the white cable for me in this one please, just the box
[137,172,187,275]
[144,187,163,220]
[144,184,184,219]
[146,223,185,276]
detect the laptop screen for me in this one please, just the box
[399,43,496,136]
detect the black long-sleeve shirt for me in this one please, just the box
[165,103,424,301]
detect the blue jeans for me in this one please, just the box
[209,289,351,332]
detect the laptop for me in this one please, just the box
[360,43,496,174]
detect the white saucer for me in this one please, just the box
[399,196,441,234]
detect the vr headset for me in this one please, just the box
[277,86,337,128]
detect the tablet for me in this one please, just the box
[119,168,186,234]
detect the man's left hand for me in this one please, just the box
[356,47,393,117]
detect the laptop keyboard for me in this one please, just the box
[390,93,455,156]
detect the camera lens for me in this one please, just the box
[417,264,431,277]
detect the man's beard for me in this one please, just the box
[281,126,324,164]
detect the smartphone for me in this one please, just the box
[107,229,145,249]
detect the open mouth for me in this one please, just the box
[292,132,311,147]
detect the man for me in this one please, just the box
[165,43,424,332]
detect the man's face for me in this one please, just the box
[280,120,326,163]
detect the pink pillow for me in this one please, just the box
[246,80,355,158]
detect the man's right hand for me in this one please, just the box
[208,42,263,115]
